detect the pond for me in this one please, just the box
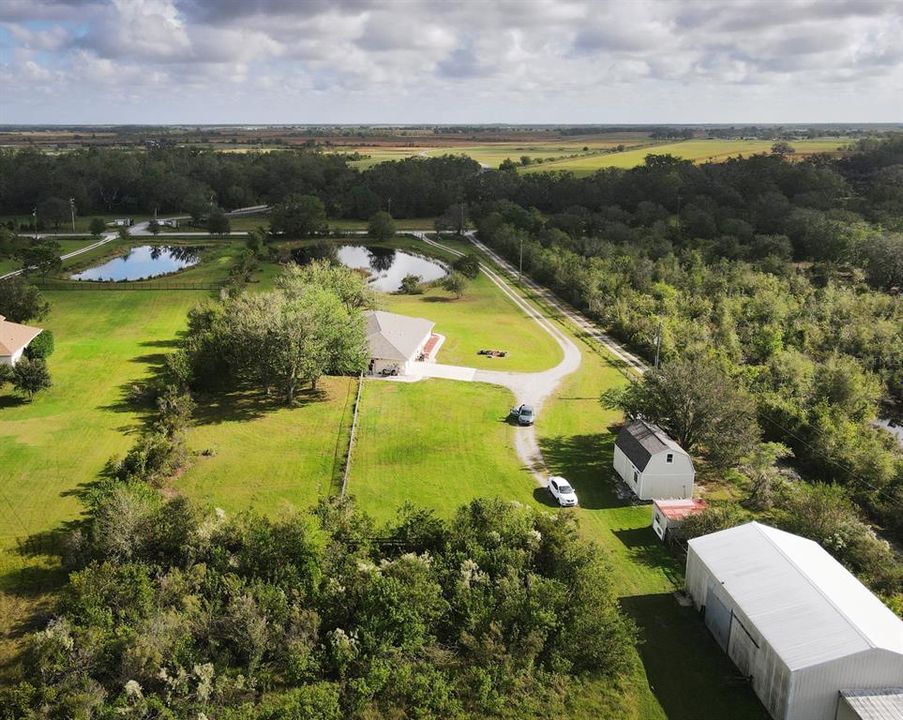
[335,245,447,292]
[70,245,201,281]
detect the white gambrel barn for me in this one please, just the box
[686,523,903,720]
[613,419,694,500]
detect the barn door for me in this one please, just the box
[704,585,732,651]
[728,618,758,679]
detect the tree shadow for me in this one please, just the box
[421,296,453,303]
[612,527,681,579]
[538,431,624,510]
[620,594,769,720]
[0,394,27,409]
[191,386,327,426]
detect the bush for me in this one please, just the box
[115,431,188,486]
[399,274,423,294]
[12,357,51,399]
[25,330,54,359]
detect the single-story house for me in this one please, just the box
[0,314,43,366]
[613,419,695,500]
[686,522,903,720]
[651,498,706,541]
[364,310,435,376]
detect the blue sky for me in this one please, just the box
[1,0,901,124]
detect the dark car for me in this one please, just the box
[509,403,535,426]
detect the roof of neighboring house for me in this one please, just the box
[615,419,688,471]
[364,310,434,362]
[688,522,903,670]
[840,689,903,720]
[653,498,706,521]
[0,314,43,357]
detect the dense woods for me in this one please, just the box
[0,490,635,719]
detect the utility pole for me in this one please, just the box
[69,198,76,232]
[459,202,464,235]
[387,197,392,216]
[32,207,37,235]
[654,318,663,370]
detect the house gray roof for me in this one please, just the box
[615,419,687,471]
[840,689,903,720]
[365,310,434,362]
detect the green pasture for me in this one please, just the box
[524,138,851,175]
[348,379,531,522]
[0,213,148,234]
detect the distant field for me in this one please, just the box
[523,138,851,175]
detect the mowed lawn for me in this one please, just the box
[175,376,356,514]
[524,138,851,175]
[382,272,562,373]
[348,379,533,523]
[538,338,768,720]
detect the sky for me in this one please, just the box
[1,0,902,125]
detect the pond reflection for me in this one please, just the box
[335,245,447,292]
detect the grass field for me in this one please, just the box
[381,273,563,373]
[523,138,850,176]
[348,379,531,522]
[0,213,147,234]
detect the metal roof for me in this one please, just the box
[615,419,688,471]
[840,689,903,720]
[653,498,706,521]
[688,523,903,670]
[365,310,434,362]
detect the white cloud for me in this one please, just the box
[1,0,901,123]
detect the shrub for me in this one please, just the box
[115,431,188,486]
[399,274,423,294]
[442,272,468,299]
[25,330,54,359]
[12,357,52,399]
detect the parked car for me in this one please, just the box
[509,403,535,426]
[548,476,578,507]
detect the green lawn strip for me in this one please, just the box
[173,376,356,516]
[348,378,536,523]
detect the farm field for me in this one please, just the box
[524,138,850,175]
[333,135,654,169]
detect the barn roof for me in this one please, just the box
[0,314,43,357]
[688,522,903,670]
[615,419,688,471]
[364,310,434,362]
[840,689,903,720]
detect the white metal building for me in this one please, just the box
[364,310,435,376]
[837,688,903,720]
[0,314,43,366]
[686,523,903,720]
[613,419,694,499]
